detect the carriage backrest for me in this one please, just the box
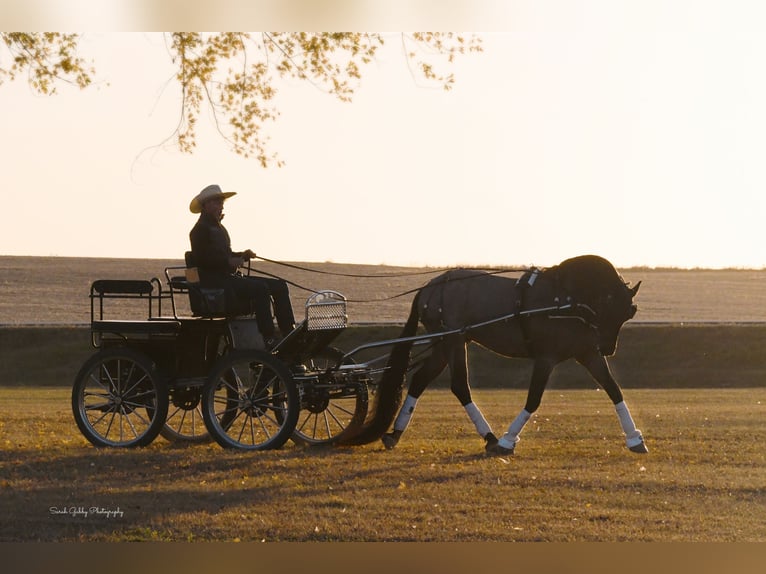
[90,278,163,323]
[180,251,226,317]
[163,253,218,317]
[184,251,201,284]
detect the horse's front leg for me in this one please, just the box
[486,357,555,456]
[577,352,648,454]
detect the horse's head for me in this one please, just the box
[551,255,640,356]
[591,279,640,355]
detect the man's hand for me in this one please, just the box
[243,249,256,260]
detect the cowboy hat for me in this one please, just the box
[189,184,237,213]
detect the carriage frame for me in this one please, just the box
[71,262,380,450]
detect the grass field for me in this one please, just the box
[1,387,764,542]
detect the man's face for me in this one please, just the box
[202,197,225,220]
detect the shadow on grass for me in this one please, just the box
[0,442,484,541]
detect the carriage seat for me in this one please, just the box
[174,251,252,318]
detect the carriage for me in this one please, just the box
[72,254,647,455]
[71,259,388,450]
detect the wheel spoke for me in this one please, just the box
[329,401,355,418]
[323,410,339,434]
[83,389,111,401]
[225,374,243,397]
[87,372,111,394]
[121,407,141,439]
[87,404,115,427]
[256,412,272,439]
[235,411,251,443]
[104,409,117,438]
[126,404,153,427]
[249,413,258,443]
[167,405,183,424]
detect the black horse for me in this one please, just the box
[377,254,647,455]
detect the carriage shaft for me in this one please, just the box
[340,303,577,362]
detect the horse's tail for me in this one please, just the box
[339,292,420,445]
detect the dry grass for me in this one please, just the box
[1,387,764,542]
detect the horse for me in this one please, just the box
[377,254,647,455]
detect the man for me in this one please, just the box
[188,184,295,346]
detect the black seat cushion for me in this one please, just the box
[182,252,251,318]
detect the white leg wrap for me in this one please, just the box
[464,402,492,437]
[393,395,418,432]
[615,401,644,447]
[498,409,532,449]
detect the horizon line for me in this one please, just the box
[1,253,764,272]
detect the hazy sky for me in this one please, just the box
[3,2,766,269]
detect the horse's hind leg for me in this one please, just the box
[578,353,648,454]
[382,343,450,450]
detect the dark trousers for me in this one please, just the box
[223,275,295,338]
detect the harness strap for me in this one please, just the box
[515,268,541,355]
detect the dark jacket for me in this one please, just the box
[189,213,244,287]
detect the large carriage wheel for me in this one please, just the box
[159,386,210,443]
[71,347,168,448]
[291,347,369,447]
[202,350,299,450]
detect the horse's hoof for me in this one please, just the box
[629,441,649,454]
[484,432,499,447]
[381,433,399,450]
[485,442,514,457]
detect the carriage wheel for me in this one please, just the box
[159,386,211,443]
[71,347,168,448]
[202,350,299,450]
[291,347,369,447]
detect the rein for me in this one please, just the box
[253,255,456,278]
[248,256,532,304]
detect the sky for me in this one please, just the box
[2,1,766,269]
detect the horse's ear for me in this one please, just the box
[629,281,641,297]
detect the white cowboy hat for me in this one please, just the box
[189,184,237,213]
